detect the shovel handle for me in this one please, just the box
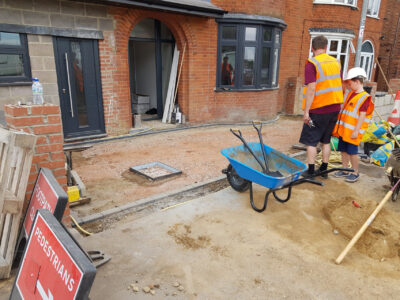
[335,177,400,264]
[230,128,242,137]
[252,121,270,172]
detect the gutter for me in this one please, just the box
[85,0,226,18]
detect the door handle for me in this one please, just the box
[62,88,66,94]
[64,52,74,118]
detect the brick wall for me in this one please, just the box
[211,0,285,19]
[99,4,290,134]
[389,78,400,93]
[376,0,400,91]
[0,34,60,108]
[0,0,114,108]
[0,0,390,135]
[3,103,69,224]
[0,0,113,31]
[373,93,395,122]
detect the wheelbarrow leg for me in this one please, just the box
[249,183,273,213]
[273,186,292,203]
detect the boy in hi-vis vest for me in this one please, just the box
[332,67,374,182]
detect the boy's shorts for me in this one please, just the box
[299,111,339,147]
[337,137,358,155]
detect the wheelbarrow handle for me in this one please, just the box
[230,128,267,174]
[288,177,324,187]
[302,178,324,186]
[317,167,354,176]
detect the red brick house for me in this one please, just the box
[376,0,400,91]
[282,0,386,114]
[0,0,389,140]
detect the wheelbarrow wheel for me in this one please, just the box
[226,164,251,192]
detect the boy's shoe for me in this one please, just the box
[333,171,349,178]
[345,173,360,182]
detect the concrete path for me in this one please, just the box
[77,173,400,300]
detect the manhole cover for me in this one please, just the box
[129,162,182,181]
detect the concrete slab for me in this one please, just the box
[75,168,400,299]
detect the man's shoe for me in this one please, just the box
[345,173,360,182]
[333,171,349,178]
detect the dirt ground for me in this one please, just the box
[71,116,302,217]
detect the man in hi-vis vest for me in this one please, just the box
[299,35,344,177]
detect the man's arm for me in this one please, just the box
[304,82,316,124]
[351,111,366,139]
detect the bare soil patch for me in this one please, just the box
[167,224,211,250]
[324,195,400,260]
[72,117,302,217]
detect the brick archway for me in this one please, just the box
[99,7,194,135]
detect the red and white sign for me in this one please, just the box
[16,213,83,299]
[23,171,59,236]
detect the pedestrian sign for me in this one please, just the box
[11,209,96,300]
[22,168,68,237]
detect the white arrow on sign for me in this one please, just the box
[36,280,54,300]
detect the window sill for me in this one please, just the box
[313,2,358,9]
[214,86,279,92]
[367,15,380,19]
[0,81,32,87]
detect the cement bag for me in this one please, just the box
[371,140,395,166]
[362,121,391,145]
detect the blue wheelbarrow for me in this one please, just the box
[221,121,352,213]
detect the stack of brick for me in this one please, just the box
[389,79,400,94]
[3,104,69,224]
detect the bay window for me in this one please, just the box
[216,18,285,90]
[367,0,381,18]
[309,30,355,76]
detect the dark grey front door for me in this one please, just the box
[54,37,105,140]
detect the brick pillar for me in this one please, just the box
[285,77,303,114]
[4,104,70,225]
[364,82,377,102]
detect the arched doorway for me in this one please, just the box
[360,41,374,81]
[128,18,175,120]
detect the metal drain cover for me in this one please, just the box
[129,162,182,181]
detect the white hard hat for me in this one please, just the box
[344,67,367,81]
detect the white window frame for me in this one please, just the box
[367,0,381,18]
[360,40,374,81]
[309,32,355,77]
[313,0,357,7]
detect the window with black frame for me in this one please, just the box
[0,32,31,84]
[217,23,282,90]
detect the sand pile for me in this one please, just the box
[324,196,400,260]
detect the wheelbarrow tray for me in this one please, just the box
[221,142,307,189]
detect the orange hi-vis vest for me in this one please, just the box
[332,91,374,146]
[302,53,344,110]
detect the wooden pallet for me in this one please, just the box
[0,128,36,279]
